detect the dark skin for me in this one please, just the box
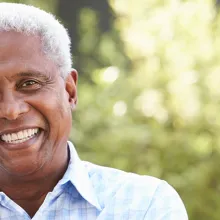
[0,31,78,217]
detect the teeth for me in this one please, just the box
[1,128,39,144]
[28,130,32,136]
[17,131,23,139]
[12,133,18,140]
[7,134,12,142]
[24,130,28,137]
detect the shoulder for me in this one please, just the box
[83,161,188,219]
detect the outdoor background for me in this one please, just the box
[2,0,220,219]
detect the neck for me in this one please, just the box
[1,166,66,200]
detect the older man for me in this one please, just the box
[0,3,188,220]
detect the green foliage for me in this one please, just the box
[2,0,220,219]
[72,1,220,219]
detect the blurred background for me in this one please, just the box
[2,0,220,219]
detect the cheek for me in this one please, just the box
[25,87,72,133]
[55,90,72,119]
[31,89,70,116]
[41,91,72,130]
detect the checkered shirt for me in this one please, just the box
[0,141,188,220]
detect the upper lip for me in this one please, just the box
[0,127,41,136]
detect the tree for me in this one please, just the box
[57,0,114,73]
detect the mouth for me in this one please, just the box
[0,128,40,144]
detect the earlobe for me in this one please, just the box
[65,69,78,109]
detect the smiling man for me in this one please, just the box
[0,3,188,220]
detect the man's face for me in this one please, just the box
[0,31,77,176]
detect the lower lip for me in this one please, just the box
[0,130,43,151]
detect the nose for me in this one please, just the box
[0,92,30,120]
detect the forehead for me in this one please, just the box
[0,31,58,77]
[0,31,42,60]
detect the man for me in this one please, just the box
[0,3,188,220]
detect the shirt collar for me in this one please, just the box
[57,141,101,211]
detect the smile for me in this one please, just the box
[0,128,40,144]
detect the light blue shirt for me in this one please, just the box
[0,141,188,219]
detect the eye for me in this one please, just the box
[21,80,37,87]
[18,80,41,91]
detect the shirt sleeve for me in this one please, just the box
[143,180,188,220]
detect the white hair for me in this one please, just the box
[0,3,72,78]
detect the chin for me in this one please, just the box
[2,160,46,177]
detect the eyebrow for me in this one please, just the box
[13,71,50,81]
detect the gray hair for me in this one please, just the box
[0,3,72,78]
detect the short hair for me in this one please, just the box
[0,3,72,79]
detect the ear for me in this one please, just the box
[65,69,78,110]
